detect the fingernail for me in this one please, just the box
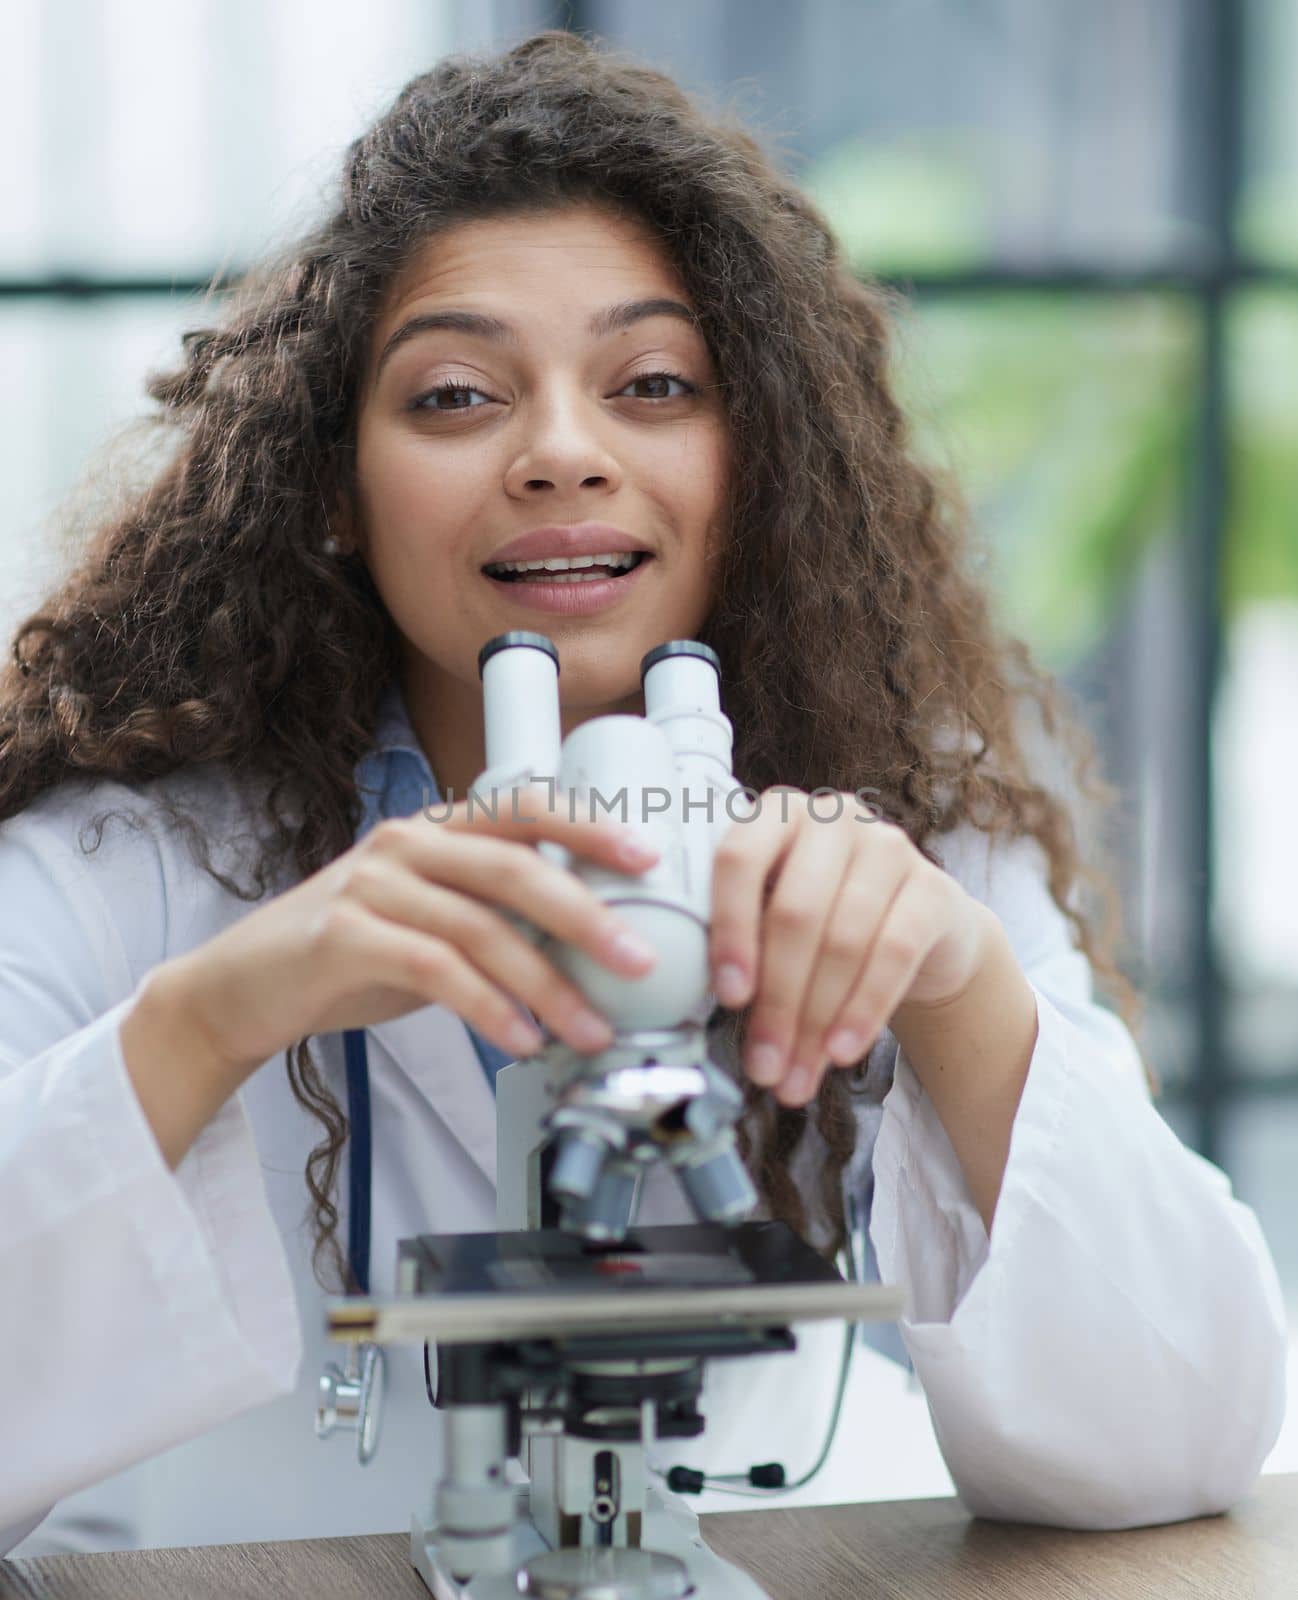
[506,1019,544,1056]
[608,929,657,968]
[826,1027,864,1063]
[781,1064,815,1103]
[618,835,660,866]
[714,963,749,1007]
[748,1042,784,1085]
[569,1009,615,1050]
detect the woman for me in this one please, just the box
[0,30,1284,1556]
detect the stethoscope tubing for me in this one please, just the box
[342,1028,372,1294]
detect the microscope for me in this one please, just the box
[327,631,903,1600]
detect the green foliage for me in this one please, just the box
[1228,293,1298,609]
[890,295,1197,670]
[804,138,1298,667]
[802,136,988,276]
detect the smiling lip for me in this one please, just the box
[482,554,653,616]
[484,522,653,565]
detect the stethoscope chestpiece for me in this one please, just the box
[315,1340,386,1465]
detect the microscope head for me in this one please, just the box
[476,630,757,1240]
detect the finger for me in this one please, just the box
[311,901,548,1061]
[776,874,943,1107]
[744,806,855,1087]
[434,781,662,873]
[358,820,658,980]
[708,786,807,1011]
[784,824,913,1081]
[337,858,623,1054]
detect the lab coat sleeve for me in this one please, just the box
[868,824,1287,1530]
[0,798,301,1548]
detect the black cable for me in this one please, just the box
[670,1318,855,1499]
[656,1192,865,1499]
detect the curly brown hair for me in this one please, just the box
[0,29,1145,1286]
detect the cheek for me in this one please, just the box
[682,420,731,517]
[356,429,432,535]
[654,426,727,530]
[355,430,479,580]
[688,437,732,572]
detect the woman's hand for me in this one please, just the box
[122,783,661,1169]
[708,786,997,1107]
[163,783,661,1077]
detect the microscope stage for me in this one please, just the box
[328,1221,904,1346]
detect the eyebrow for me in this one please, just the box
[374,297,702,380]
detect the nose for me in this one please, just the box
[503,384,624,499]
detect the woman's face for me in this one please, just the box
[350,202,732,772]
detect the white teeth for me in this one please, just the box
[486,552,641,576]
[515,572,615,583]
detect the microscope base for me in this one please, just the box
[411,1484,771,1599]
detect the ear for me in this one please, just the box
[328,486,366,559]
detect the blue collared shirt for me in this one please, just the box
[351,679,513,1093]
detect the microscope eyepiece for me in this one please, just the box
[639,639,720,684]
[478,631,560,679]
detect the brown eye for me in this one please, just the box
[623,370,695,400]
[413,380,489,412]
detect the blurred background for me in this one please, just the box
[1,0,1295,1508]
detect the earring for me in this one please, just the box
[322,535,343,556]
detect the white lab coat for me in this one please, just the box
[0,763,1286,1556]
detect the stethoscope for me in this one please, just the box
[315,1011,515,1462]
[314,1028,384,1463]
